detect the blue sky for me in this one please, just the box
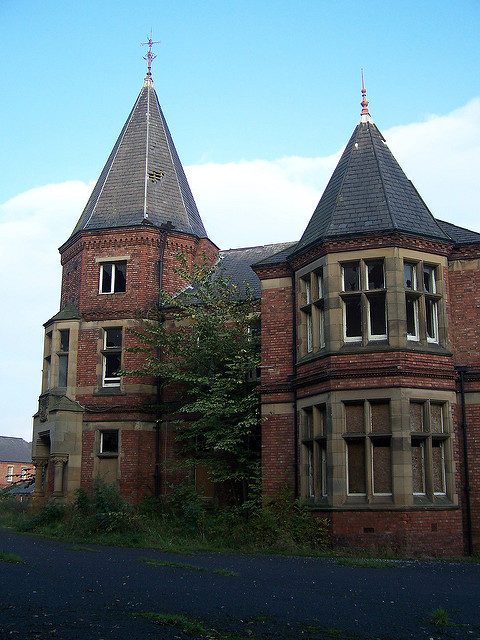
[1,0,479,440]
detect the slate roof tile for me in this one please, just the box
[0,437,31,463]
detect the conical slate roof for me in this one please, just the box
[69,77,207,240]
[295,111,450,252]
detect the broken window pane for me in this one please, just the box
[404,263,416,290]
[104,352,121,379]
[423,266,436,294]
[114,262,127,292]
[344,297,362,339]
[105,328,122,349]
[426,299,438,342]
[342,263,360,291]
[372,439,392,494]
[367,260,384,290]
[347,440,366,494]
[406,295,418,337]
[411,439,425,494]
[100,430,119,454]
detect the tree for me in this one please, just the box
[129,255,261,504]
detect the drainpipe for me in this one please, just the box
[456,366,473,556]
[291,266,299,498]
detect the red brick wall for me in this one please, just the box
[0,462,33,489]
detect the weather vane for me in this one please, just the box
[141,33,161,79]
[361,68,370,116]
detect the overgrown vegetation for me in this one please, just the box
[0,479,330,556]
[429,607,453,627]
[139,557,240,577]
[127,255,262,504]
[0,550,24,564]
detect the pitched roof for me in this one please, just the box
[217,243,296,298]
[436,220,480,244]
[0,437,31,463]
[295,115,450,253]
[67,77,207,243]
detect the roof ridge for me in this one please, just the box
[142,84,151,219]
[369,123,398,231]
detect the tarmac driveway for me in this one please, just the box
[0,530,479,639]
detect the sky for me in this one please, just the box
[0,0,479,441]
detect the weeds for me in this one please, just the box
[132,611,208,635]
[336,558,398,569]
[0,550,24,564]
[429,607,452,627]
[138,557,239,576]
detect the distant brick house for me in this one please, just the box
[0,437,33,489]
[31,66,480,555]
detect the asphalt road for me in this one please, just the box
[0,530,479,640]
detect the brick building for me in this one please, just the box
[0,437,33,489]
[31,67,480,554]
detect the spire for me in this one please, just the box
[141,33,160,87]
[360,69,372,123]
[67,71,208,243]
[294,99,449,252]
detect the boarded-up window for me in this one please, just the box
[347,440,366,494]
[410,402,424,432]
[432,440,446,494]
[371,402,390,433]
[411,440,425,494]
[430,404,444,432]
[372,439,392,494]
[345,403,364,433]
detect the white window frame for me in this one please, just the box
[100,430,119,454]
[406,296,420,341]
[367,295,388,341]
[366,259,385,290]
[426,299,439,344]
[341,263,360,292]
[99,262,126,294]
[20,467,27,480]
[102,328,122,387]
[306,312,313,353]
[6,466,14,482]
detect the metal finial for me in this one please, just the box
[141,33,161,79]
[361,68,370,116]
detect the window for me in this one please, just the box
[44,331,52,390]
[58,329,69,387]
[344,400,392,498]
[6,466,14,482]
[404,261,441,344]
[102,328,122,387]
[410,400,449,499]
[99,262,126,294]
[341,260,387,344]
[299,268,325,356]
[21,468,28,480]
[300,405,327,500]
[100,430,119,454]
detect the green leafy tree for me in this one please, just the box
[129,255,261,504]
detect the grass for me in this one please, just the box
[0,550,24,564]
[67,545,100,553]
[429,607,453,627]
[131,611,255,639]
[138,556,239,576]
[335,558,398,569]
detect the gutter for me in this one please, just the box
[455,366,473,555]
[291,265,299,498]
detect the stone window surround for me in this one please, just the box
[296,247,449,358]
[297,386,456,509]
[41,321,79,394]
[298,269,325,357]
[404,259,442,345]
[96,255,130,295]
[101,326,123,389]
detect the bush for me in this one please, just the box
[21,500,65,531]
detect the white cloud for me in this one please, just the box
[1,99,479,440]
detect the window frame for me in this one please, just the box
[404,260,441,345]
[6,466,14,483]
[99,429,119,455]
[300,404,328,501]
[299,268,326,356]
[99,261,127,294]
[102,327,123,388]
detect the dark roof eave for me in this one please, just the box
[59,223,216,254]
